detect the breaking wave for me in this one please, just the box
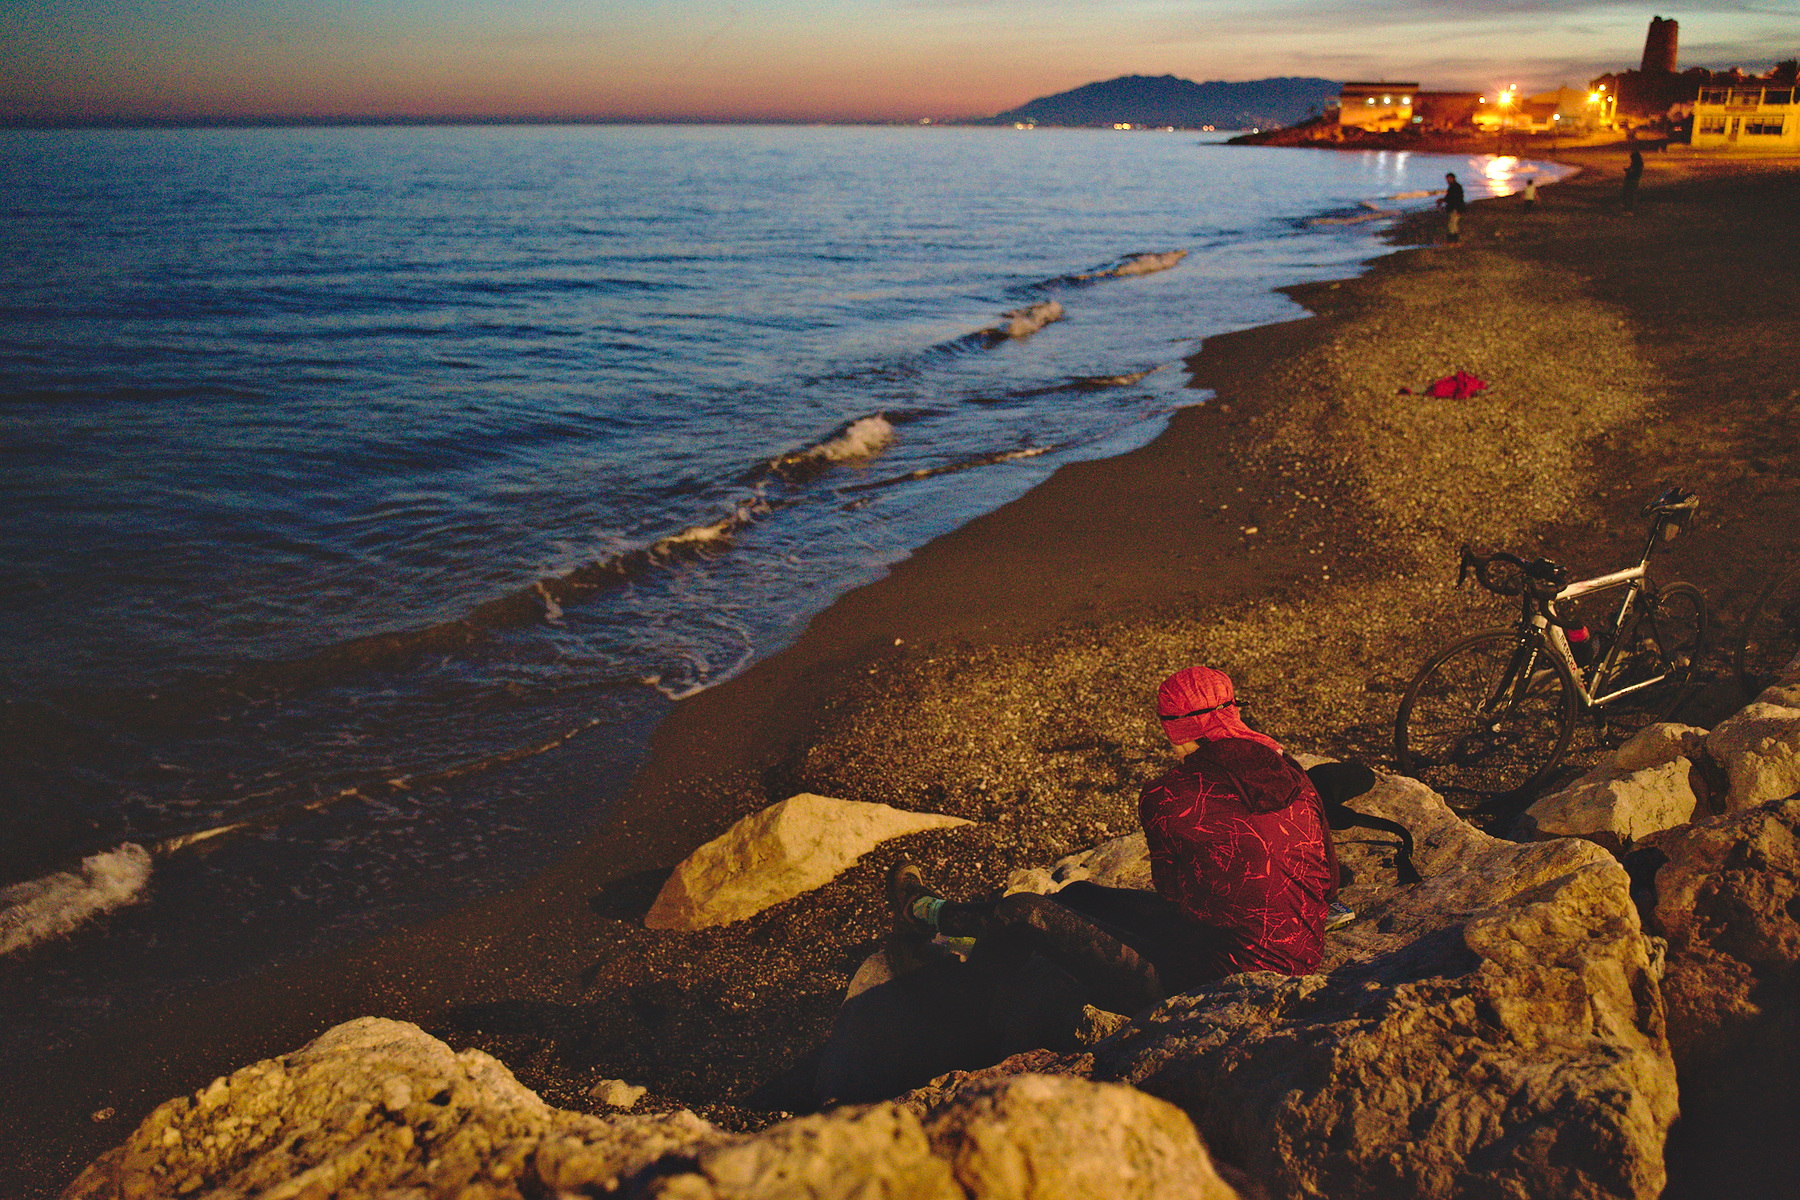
[986,300,1064,340]
[225,498,772,691]
[750,414,896,483]
[841,444,1056,493]
[1058,250,1189,283]
[1016,366,1162,395]
[0,844,152,957]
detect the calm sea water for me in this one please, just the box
[0,125,1562,1045]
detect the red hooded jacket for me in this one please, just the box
[1139,701,1333,980]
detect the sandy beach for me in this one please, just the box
[7,148,1798,1199]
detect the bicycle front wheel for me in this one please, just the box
[1608,582,1708,724]
[1736,562,1800,698]
[1394,628,1577,799]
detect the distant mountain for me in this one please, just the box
[983,74,1341,130]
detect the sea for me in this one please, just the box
[0,124,1566,1064]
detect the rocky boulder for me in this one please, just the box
[1644,794,1799,1074]
[1092,772,1677,1200]
[1703,688,1800,811]
[1004,830,1152,896]
[66,1019,1238,1200]
[645,794,970,930]
[644,1074,1242,1200]
[61,1016,714,1200]
[1639,793,1800,1197]
[1516,723,1707,853]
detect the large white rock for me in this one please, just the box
[1704,700,1800,811]
[645,794,971,930]
[68,1022,1238,1200]
[62,1017,716,1200]
[1518,723,1705,852]
[921,1074,1240,1200]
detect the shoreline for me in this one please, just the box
[7,151,1798,1199]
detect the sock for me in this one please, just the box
[908,895,944,928]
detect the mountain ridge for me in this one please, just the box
[976,73,1341,130]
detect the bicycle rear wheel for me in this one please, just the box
[1394,628,1578,799]
[1607,582,1708,724]
[1736,562,1800,698]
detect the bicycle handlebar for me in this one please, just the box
[1458,544,1567,600]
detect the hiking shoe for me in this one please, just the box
[887,858,939,937]
[1325,900,1356,932]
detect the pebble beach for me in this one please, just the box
[7,148,1798,1200]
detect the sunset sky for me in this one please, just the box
[2,0,1793,124]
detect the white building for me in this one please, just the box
[1339,82,1418,132]
[1691,85,1798,151]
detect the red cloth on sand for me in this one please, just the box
[1425,370,1488,399]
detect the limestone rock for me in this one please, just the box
[1642,795,1800,1196]
[894,1048,1095,1116]
[922,1074,1241,1200]
[1045,831,1153,891]
[645,794,971,930]
[639,1073,1238,1200]
[67,1023,1234,1200]
[63,1017,717,1200]
[637,1103,963,1199]
[1611,721,1709,774]
[1646,795,1800,1065]
[1518,758,1699,853]
[1517,723,1704,853]
[1001,866,1056,896]
[590,1078,649,1108]
[1704,700,1800,811]
[1095,772,1677,1200]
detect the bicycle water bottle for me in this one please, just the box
[1569,625,1595,668]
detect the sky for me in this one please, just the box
[0,0,1794,124]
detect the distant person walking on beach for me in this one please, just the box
[1520,178,1537,212]
[1622,148,1644,213]
[1439,172,1467,242]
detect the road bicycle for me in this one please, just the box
[1394,487,1707,801]
[1736,555,1800,698]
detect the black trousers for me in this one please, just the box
[933,874,1255,1010]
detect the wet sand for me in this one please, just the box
[6,149,1798,1199]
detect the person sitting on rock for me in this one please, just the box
[1137,664,1339,983]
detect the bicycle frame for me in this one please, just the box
[1541,561,1671,710]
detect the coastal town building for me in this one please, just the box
[1337,82,1417,131]
[1473,86,1609,134]
[1411,92,1482,131]
[1691,84,1798,151]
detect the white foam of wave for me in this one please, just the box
[814,415,894,461]
[991,300,1064,339]
[0,843,152,956]
[641,620,756,701]
[1073,365,1160,388]
[1066,250,1189,282]
[649,498,769,559]
[1109,250,1188,276]
[535,581,565,622]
